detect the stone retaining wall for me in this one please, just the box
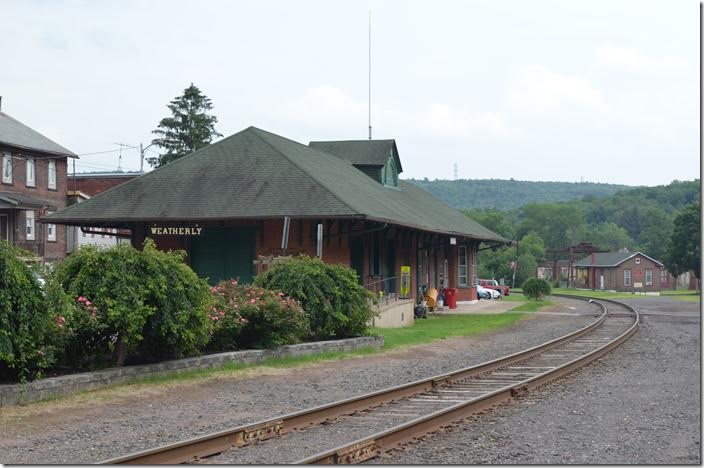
[0,336,384,406]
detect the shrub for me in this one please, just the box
[522,277,552,300]
[208,280,309,350]
[48,240,211,368]
[254,255,375,339]
[0,241,57,381]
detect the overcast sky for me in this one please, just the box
[2,0,699,185]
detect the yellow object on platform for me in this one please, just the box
[425,287,438,308]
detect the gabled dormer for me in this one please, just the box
[309,139,402,189]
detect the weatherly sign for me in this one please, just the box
[150,226,203,236]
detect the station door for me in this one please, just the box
[189,228,255,285]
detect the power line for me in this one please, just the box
[76,147,138,157]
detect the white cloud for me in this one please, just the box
[275,85,369,131]
[417,104,508,139]
[594,45,692,77]
[505,64,607,114]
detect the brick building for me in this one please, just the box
[46,127,509,301]
[574,251,666,293]
[0,110,75,262]
[66,171,139,253]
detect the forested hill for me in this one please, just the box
[406,178,632,210]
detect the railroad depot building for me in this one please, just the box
[45,126,508,301]
[573,251,667,293]
[0,110,76,262]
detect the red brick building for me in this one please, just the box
[0,110,76,262]
[574,251,667,293]
[46,127,509,301]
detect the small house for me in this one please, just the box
[574,251,667,293]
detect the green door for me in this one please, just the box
[190,228,255,285]
[349,237,364,284]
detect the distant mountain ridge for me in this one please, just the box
[406,178,634,210]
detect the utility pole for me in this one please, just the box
[140,143,144,174]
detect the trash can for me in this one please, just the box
[444,288,458,309]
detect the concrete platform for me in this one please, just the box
[433,299,518,315]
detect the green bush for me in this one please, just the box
[0,241,57,381]
[254,255,375,339]
[48,240,211,368]
[208,280,309,350]
[522,277,552,300]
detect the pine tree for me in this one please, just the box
[148,83,223,167]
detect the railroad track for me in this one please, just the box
[102,295,638,465]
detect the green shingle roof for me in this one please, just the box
[309,139,402,172]
[574,251,664,267]
[46,127,507,243]
[0,112,76,157]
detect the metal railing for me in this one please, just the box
[365,275,409,306]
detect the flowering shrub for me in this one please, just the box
[254,255,375,339]
[0,241,57,381]
[208,280,309,350]
[48,240,211,368]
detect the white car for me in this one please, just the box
[477,285,501,299]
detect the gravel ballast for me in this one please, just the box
[0,299,700,464]
[373,297,701,465]
[0,298,596,464]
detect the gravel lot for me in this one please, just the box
[374,297,701,465]
[0,297,596,465]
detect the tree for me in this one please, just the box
[522,278,551,300]
[665,202,700,284]
[148,83,223,168]
[585,222,634,252]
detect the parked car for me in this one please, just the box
[479,279,510,296]
[476,285,492,299]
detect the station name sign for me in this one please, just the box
[150,226,203,236]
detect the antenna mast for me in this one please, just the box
[368,10,372,140]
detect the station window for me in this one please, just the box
[48,160,57,189]
[26,211,35,241]
[2,153,12,184]
[623,268,631,287]
[645,269,652,286]
[660,269,668,284]
[47,211,56,242]
[26,157,35,187]
[458,245,468,286]
[635,257,640,265]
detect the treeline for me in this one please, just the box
[458,179,700,285]
[407,178,632,211]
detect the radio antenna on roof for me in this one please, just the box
[368,10,372,140]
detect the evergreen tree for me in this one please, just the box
[148,83,223,168]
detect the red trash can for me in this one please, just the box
[444,288,458,309]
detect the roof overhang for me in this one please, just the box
[0,191,57,210]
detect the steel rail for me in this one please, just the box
[102,295,609,465]
[296,296,639,464]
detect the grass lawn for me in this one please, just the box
[661,289,701,302]
[508,300,555,312]
[371,313,525,351]
[552,287,701,302]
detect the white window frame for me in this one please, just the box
[624,268,631,287]
[26,156,35,187]
[2,153,12,184]
[48,160,57,189]
[472,245,478,286]
[47,211,56,242]
[26,211,35,241]
[635,257,641,265]
[458,245,468,287]
[645,269,653,286]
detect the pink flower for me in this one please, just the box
[85,300,92,307]
[250,298,255,304]
[278,292,285,297]
[77,296,86,303]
